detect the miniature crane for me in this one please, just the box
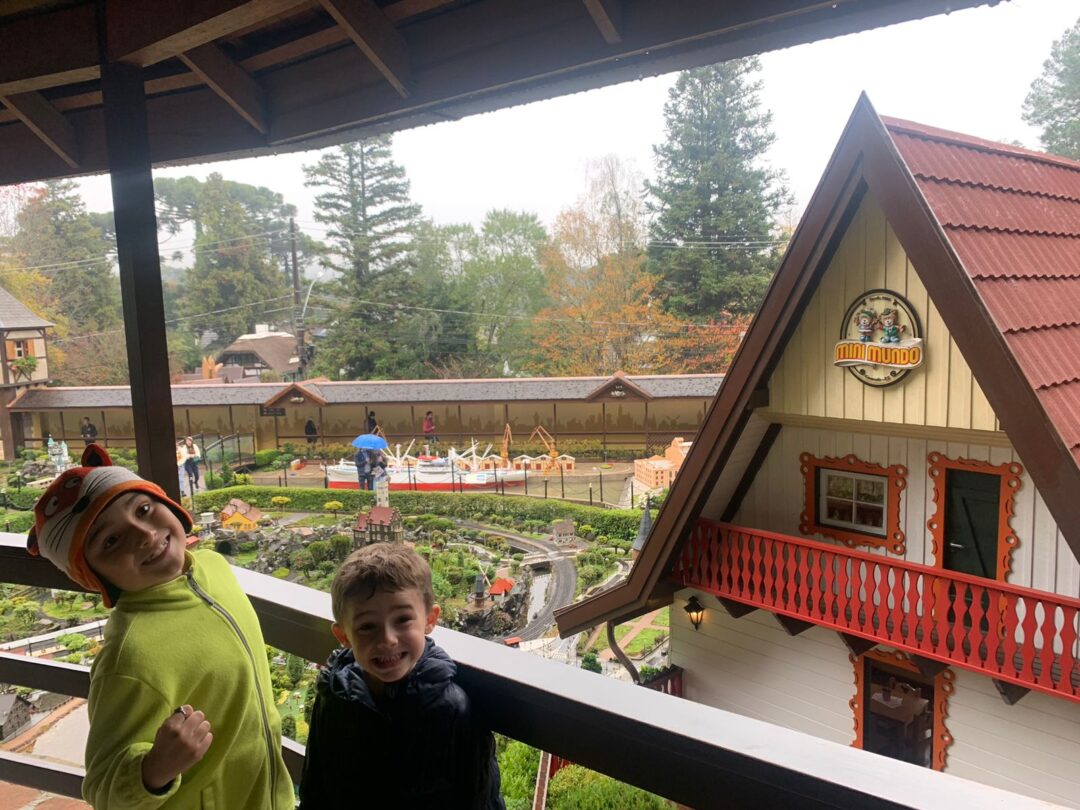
[529,425,559,474]
[501,424,513,464]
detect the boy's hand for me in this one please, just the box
[141,705,213,792]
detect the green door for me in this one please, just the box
[943,469,1000,578]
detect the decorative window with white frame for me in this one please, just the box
[799,453,908,555]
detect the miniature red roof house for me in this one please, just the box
[557,95,1080,804]
[352,506,404,546]
[220,498,263,531]
[488,577,516,604]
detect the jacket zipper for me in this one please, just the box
[186,569,279,808]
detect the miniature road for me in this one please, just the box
[457,521,577,641]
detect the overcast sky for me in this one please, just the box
[76,0,1076,236]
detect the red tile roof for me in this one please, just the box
[885,117,1080,465]
[488,577,515,596]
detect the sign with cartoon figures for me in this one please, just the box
[834,290,924,387]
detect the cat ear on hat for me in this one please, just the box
[26,526,39,556]
[81,444,113,468]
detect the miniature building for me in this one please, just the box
[634,438,692,490]
[216,324,303,381]
[352,506,404,546]
[0,287,52,462]
[488,577,515,604]
[220,498,263,531]
[554,453,576,471]
[512,454,535,471]
[551,520,576,546]
[470,573,487,609]
[0,693,32,741]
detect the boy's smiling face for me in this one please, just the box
[83,492,188,594]
[332,586,440,694]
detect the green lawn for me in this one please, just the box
[625,628,666,656]
[42,598,108,622]
[652,607,669,627]
[291,514,344,528]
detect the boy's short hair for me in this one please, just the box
[331,544,435,623]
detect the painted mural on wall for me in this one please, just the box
[834,290,924,387]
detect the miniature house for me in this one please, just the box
[220,498,263,531]
[633,437,692,490]
[488,577,515,604]
[0,693,32,741]
[551,520,576,546]
[0,288,52,460]
[352,506,404,546]
[558,97,1080,805]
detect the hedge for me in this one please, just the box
[192,486,651,541]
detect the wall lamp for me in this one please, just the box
[684,596,705,631]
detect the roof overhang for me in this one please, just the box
[0,0,998,186]
[584,371,653,402]
[555,94,1080,636]
[262,381,327,408]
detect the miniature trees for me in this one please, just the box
[323,500,344,520]
[580,652,602,673]
[271,496,291,512]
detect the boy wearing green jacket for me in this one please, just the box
[27,444,293,809]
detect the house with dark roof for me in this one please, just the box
[0,692,31,741]
[556,96,1080,805]
[216,325,302,381]
[0,286,52,457]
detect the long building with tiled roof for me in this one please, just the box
[8,371,723,456]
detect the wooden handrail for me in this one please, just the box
[0,533,1056,809]
[675,521,1080,703]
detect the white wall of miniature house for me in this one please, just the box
[730,192,1077,597]
[5,329,48,380]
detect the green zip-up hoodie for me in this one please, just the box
[83,549,294,809]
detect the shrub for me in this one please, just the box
[580,652,602,673]
[234,473,253,485]
[255,449,283,468]
[330,534,352,561]
[271,568,290,579]
[271,496,292,508]
[281,715,297,740]
[547,765,667,809]
[308,540,332,564]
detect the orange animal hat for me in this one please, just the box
[26,444,192,606]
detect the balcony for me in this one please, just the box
[674,521,1080,704]
[0,533,1056,809]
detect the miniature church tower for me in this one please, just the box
[632,496,652,561]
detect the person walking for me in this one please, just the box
[80,417,98,446]
[177,436,201,490]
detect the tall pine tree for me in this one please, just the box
[1023,16,1080,159]
[303,136,422,379]
[179,173,289,347]
[13,180,121,331]
[646,60,789,318]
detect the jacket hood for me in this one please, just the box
[321,637,456,710]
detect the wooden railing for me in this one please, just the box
[0,533,1055,809]
[640,664,683,697]
[673,521,1080,704]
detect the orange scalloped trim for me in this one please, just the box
[850,649,954,772]
[926,452,1023,582]
[800,452,907,555]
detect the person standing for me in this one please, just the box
[355,447,374,491]
[80,417,98,446]
[422,411,438,445]
[366,412,378,434]
[304,418,318,453]
[178,436,201,489]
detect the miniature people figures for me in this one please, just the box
[422,411,438,444]
[80,416,99,446]
[854,309,877,343]
[878,308,906,344]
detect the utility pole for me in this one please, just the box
[289,218,306,379]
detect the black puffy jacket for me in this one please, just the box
[299,639,504,809]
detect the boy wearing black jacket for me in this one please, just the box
[299,544,503,809]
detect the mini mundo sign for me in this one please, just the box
[834,290,924,387]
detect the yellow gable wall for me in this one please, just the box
[769,193,999,432]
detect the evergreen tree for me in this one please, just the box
[303,136,422,379]
[178,173,289,347]
[1023,17,1080,159]
[13,180,121,331]
[646,60,789,318]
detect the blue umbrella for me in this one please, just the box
[352,434,389,450]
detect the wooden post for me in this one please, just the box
[100,59,178,499]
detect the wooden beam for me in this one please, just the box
[716,597,756,619]
[0,4,99,95]
[178,44,268,134]
[100,61,180,500]
[773,614,814,637]
[318,0,411,98]
[721,422,781,522]
[910,655,950,680]
[838,633,877,658]
[106,0,310,66]
[582,0,622,44]
[993,679,1030,706]
[0,92,79,168]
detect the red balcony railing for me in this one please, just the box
[673,521,1080,704]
